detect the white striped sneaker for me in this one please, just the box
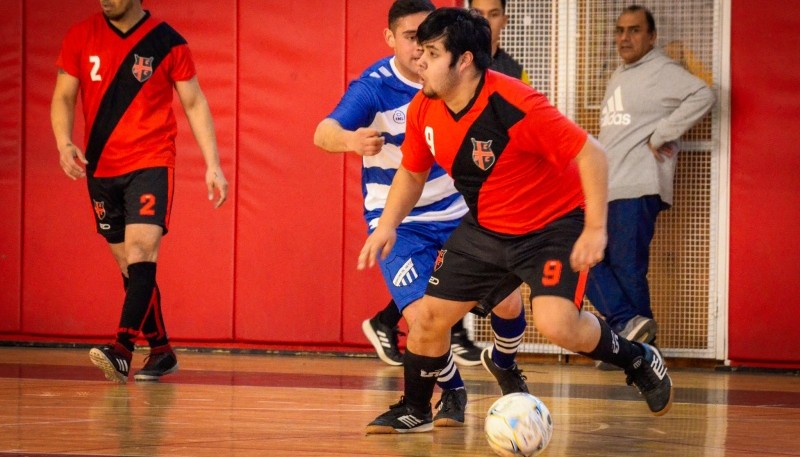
[362,317,404,366]
[625,342,673,416]
[89,344,131,384]
[450,329,482,366]
[366,397,433,434]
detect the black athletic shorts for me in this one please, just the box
[427,208,588,317]
[86,167,174,244]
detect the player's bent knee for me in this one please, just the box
[492,293,523,318]
[124,226,163,264]
[125,243,160,264]
[410,302,451,336]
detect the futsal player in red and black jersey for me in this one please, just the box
[359,8,673,433]
[51,0,228,383]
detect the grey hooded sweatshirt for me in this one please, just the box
[599,48,715,206]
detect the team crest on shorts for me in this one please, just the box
[471,138,495,171]
[93,200,106,220]
[132,54,154,82]
[434,249,447,271]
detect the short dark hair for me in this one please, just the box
[388,0,436,31]
[467,0,507,12]
[622,5,656,33]
[416,7,492,71]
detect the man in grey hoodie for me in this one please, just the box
[587,5,715,362]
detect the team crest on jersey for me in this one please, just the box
[132,54,154,82]
[93,200,106,220]
[434,249,447,271]
[471,138,495,171]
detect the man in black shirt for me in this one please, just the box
[470,0,530,83]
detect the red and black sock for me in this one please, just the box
[122,272,168,348]
[116,261,157,352]
[141,283,169,348]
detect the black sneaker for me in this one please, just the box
[480,347,529,395]
[450,329,482,366]
[134,346,179,382]
[433,388,467,427]
[89,343,132,384]
[366,397,433,434]
[625,343,673,416]
[362,317,404,366]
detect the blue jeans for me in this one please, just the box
[586,196,662,332]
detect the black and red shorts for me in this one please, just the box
[427,208,588,316]
[86,167,174,244]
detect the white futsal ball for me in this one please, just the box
[485,392,553,457]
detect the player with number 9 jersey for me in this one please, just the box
[401,70,587,236]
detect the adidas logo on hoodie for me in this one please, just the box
[600,86,631,127]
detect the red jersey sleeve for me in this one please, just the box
[168,44,196,82]
[400,92,436,173]
[514,92,588,170]
[56,24,83,77]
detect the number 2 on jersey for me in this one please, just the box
[139,194,156,216]
[89,56,102,81]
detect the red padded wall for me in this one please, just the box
[142,1,237,341]
[22,0,106,336]
[340,1,399,346]
[234,1,344,343]
[0,0,23,332]
[729,0,800,366]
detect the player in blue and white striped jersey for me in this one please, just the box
[337,55,468,230]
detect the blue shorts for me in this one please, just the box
[370,219,461,311]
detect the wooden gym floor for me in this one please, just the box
[0,347,799,457]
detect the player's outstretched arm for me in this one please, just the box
[313,118,384,157]
[570,135,608,272]
[175,76,228,208]
[51,70,87,180]
[357,165,429,270]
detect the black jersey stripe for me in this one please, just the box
[450,93,526,220]
[85,22,187,175]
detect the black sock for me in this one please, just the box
[141,283,169,348]
[451,319,464,334]
[116,262,157,352]
[376,300,402,327]
[403,349,450,413]
[580,314,643,369]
